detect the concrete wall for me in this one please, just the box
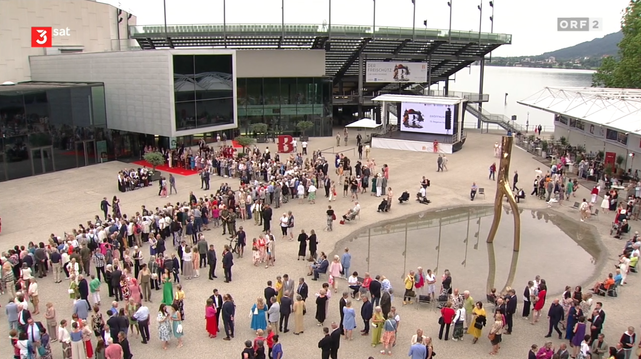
[29,49,238,137]
[0,0,136,83]
[236,50,325,78]
[30,51,173,136]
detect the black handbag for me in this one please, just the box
[474,321,483,330]
[438,317,444,325]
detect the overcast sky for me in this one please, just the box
[104,0,629,57]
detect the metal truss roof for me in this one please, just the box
[130,23,511,87]
[519,87,641,135]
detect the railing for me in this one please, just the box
[129,23,512,44]
[463,121,554,133]
[465,104,525,133]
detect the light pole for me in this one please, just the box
[412,0,416,39]
[281,0,285,41]
[477,1,483,45]
[163,0,168,43]
[447,0,453,43]
[372,0,376,36]
[489,1,494,61]
[223,0,227,48]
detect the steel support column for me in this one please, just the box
[358,53,364,118]
[477,57,486,128]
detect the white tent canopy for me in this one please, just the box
[345,118,381,129]
[518,87,641,135]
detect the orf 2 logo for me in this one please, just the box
[31,27,71,47]
[32,27,52,47]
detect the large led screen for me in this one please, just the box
[400,102,454,135]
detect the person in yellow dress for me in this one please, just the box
[467,301,487,344]
[275,276,284,303]
[403,271,415,305]
[175,284,186,319]
[370,306,385,347]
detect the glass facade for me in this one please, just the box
[237,77,333,137]
[0,83,112,182]
[173,54,235,131]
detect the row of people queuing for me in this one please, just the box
[117,169,152,193]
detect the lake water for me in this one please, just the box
[448,66,594,132]
[333,206,602,296]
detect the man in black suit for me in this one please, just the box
[209,289,223,331]
[100,197,110,220]
[588,302,605,344]
[222,245,234,283]
[118,331,132,359]
[380,289,392,319]
[111,267,123,301]
[106,310,121,343]
[369,275,382,307]
[296,278,309,301]
[207,244,217,280]
[264,281,277,308]
[360,295,373,335]
[262,204,273,232]
[329,322,341,359]
[17,304,32,333]
[545,299,564,339]
[312,256,329,281]
[615,342,626,359]
[318,327,333,359]
[505,289,517,334]
[339,292,348,335]
[280,291,293,333]
[77,275,90,308]
[221,293,235,340]
[324,177,331,198]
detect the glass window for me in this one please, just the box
[91,86,107,126]
[295,78,309,105]
[263,78,280,106]
[173,54,234,131]
[46,89,72,126]
[70,87,92,127]
[246,78,263,105]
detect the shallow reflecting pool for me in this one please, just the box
[336,206,602,297]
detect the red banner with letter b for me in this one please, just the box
[278,135,294,153]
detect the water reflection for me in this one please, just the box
[337,206,601,296]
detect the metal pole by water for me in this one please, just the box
[163,0,168,45]
[372,0,376,36]
[477,58,485,129]
[223,0,227,48]
[328,0,332,40]
[282,0,285,40]
[477,1,483,45]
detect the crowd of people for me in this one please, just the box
[117,169,153,193]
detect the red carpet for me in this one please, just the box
[231,140,242,148]
[132,160,199,176]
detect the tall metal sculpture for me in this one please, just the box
[485,135,521,294]
[486,135,521,251]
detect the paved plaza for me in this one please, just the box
[0,130,637,359]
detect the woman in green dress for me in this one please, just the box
[371,306,385,347]
[69,275,79,300]
[371,176,377,195]
[162,269,174,306]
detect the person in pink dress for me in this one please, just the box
[128,277,142,304]
[205,298,218,338]
[328,255,343,293]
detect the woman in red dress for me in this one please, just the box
[205,298,217,338]
[531,282,547,325]
[82,320,94,358]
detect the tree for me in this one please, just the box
[234,135,254,153]
[296,120,314,138]
[143,152,165,173]
[593,0,641,88]
[251,123,269,136]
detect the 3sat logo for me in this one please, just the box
[31,27,71,47]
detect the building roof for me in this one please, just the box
[0,81,103,96]
[129,23,511,91]
[518,87,641,135]
[372,94,464,105]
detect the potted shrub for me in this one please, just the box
[296,120,314,141]
[234,135,255,154]
[143,151,165,181]
[541,140,549,158]
[597,150,605,161]
[616,155,625,173]
[560,136,567,146]
[251,123,269,143]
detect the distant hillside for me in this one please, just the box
[534,31,623,60]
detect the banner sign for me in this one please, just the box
[366,61,428,83]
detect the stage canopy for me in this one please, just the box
[345,118,381,129]
[372,94,464,105]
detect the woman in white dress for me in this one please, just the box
[601,193,610,211]
[182,247,193,280]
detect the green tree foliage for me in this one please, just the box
[234,135,254,153]
[296,120,314,136]
[593,0,641,88]
[143,152,165,172]
[251,123,269,135]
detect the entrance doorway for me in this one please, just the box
[0,152,7,181]
[30,146,55,175]
[75,140,97,167]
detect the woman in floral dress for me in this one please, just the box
[157,304,172,350]
[120,275,131,302]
